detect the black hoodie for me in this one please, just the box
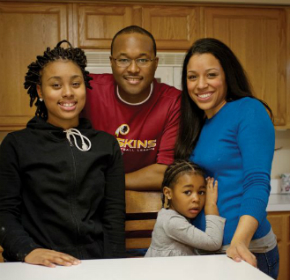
[0,116,125,261]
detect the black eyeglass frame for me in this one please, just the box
[110,57,157,68]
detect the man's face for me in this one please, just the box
[110,33,159,104]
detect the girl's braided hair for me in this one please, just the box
[24,40,92,120]
[161,160,206,207]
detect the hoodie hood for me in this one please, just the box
[26,116,97,146]
[27,116,93,131]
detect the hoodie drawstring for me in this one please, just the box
[64,128,91,152]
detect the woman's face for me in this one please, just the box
[37,60,86,129]
[186,53,227,119]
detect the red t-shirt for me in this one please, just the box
[83,74,181,173]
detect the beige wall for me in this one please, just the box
[273,130,290,178]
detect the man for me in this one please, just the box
[83,25,181,191]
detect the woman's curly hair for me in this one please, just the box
[24,40,92,120]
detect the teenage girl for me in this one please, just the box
[0,41,125,267]
[145,160,225,257]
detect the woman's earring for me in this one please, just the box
[39,98,43,102]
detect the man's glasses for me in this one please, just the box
[111,57,157,68]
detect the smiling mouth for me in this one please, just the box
[196,92,213,100]
[59,102,76,107]
[58,102,77,111]
[125,77,143,84]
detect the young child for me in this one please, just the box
[0,41,125,267]
[145,160,225,257]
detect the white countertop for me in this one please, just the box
[0,255,271,280]
[267,194,290,212]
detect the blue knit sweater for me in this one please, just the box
[190,97,275,245]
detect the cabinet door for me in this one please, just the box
[75,4,134,49]
[288,215,290,280]
[203,7,287,127]
[142,6,200,51]
[0,3,68,131]
[267,212,289,280]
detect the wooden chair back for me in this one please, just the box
[0,246,3,262]
[125,190,162,250]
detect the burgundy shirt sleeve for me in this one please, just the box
[156,88,181,165]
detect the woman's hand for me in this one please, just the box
[204,177,219,216]
[226,241,257,267]
[25,248,81,268]
[227,215,259,267]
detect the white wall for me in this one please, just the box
[272,130,290,178]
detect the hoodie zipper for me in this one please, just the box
[67,140,82,257]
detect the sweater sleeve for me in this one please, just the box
[237,99,275,223]
[102,136,126,258]
[164,214,225,251]
[0,135,41,261]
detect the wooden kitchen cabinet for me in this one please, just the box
[0,1,289,132]
[142,6,200,50]
[267,212,290,280]
[74,4,200,51]
[73,3,290,129]
[202,7,288,127]
[0,2,70,130]
[74,4,135,49]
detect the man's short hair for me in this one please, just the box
[111,25,157,56]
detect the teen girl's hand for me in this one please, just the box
[25,248,81,268]
[204,177,219,216]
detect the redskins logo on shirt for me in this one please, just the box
[115,124,156,150]
[115,124,130,137]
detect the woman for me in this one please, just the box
[175,38,279,279]
[0,40,125,267]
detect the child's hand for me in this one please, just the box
[204,177,219,216]
[24,248,81,268]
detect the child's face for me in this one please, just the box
[164,173,206,219]
[37,60,86,129]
